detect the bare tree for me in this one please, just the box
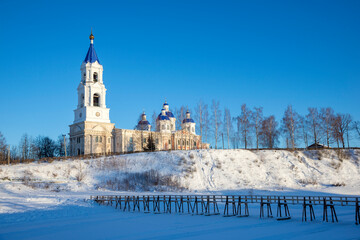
[299,116,308,147]
[306,108,321,146]
[202,105,210,143]
[0,132,7,162]
[211,100,222,149]
[151,111,157,131]
[235,104,252,149]
[18,134,31,161]
[319,107,335,147]
[343,114,353,148]
[252,107,263,150]
[331,113,352,148]
[281,105,301,150]
[175,106,186,130]
[354,121,360,139]
[259,115,280,148]
[194,101,208,139]
[223,108,233,149]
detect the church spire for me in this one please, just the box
[84,30,100,64]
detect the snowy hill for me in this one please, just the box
[1,149,359,195]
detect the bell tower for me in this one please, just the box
[74,31,110,124]
[69,31,114,156]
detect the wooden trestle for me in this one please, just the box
[90,195,360,225]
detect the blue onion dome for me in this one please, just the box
[157,108,170,121]
[166,111,175,118]
[138,120,150,125]
[157,114,170,120]
[183,110,194,123]
[183,118,195,123]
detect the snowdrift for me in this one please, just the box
[0,149,359,195]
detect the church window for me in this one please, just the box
[93,72,98,82]
[194,141,197,146]
[162,125,165,130]
[81,94,84,107]
[95,136,98,142]
[93,94,100,107]
[100,136,102,142]
[187,127,190,132]
[168,140,171,144]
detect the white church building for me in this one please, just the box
[69,32,208,156]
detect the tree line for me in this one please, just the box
[0,133,68,163]
[1,102,359,163]
[164,101,360,150]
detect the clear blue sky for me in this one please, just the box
[1,0,359,147]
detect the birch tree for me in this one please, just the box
[235,104,252,149]
[151,111,157,131]
[211,100,222,149]
[252,107,263,150]
[281,105,301,150]
[0,132,7,163]
[259,115,279,149]
[175,106,186,130]
[202,105,210,143]
[331,113,352,148]
[354,121,360,139]
[223,108,233,149]
[18,133,30,160]
[306,108,321,146]
[320,107,335,147]
[194,100,208,139]
[299,116,308,147]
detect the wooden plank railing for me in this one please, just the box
[89,194,360,225]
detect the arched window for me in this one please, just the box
[81,94,84,107]
[93,94,100,107]
[96,136,99,142]
[93,72,98,82]
[162,125,165,130]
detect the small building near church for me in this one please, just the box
[306,143,327,150]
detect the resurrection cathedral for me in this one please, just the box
[69,33,209,156]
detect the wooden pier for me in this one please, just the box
[90,194,360,225]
